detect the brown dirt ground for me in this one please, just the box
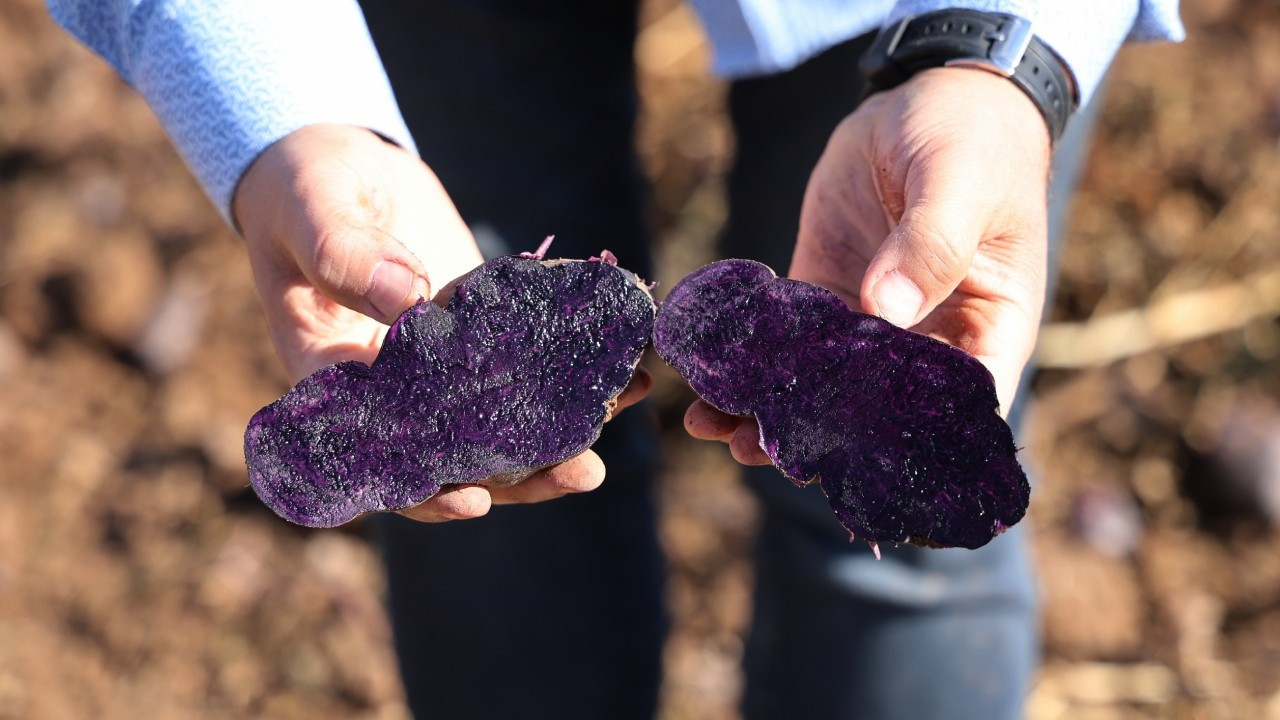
[2,0,1280,718]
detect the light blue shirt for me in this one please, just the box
[689,1,1184,103]
[48,0,1183,223]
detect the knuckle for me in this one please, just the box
[897,212,970,291]
[306,221,356,289]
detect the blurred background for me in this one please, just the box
[2,0,1280,718]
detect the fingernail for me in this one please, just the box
[369,261,417,321]
[873,272,924,328]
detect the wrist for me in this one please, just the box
[859,10,1078,144]
[232,124,394,238]
[905,66,1054,156]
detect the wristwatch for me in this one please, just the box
[858,9,1078,143]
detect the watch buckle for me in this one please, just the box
[943,15,1033,77]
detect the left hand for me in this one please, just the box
[687,67,1053,464]
[235,124,651,521]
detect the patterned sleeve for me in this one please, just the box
[46,0,416,225]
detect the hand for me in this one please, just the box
[234,124,649,522]
[688,68,1052,464]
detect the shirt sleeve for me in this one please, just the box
[686,0,896,77]
[46,0,416,225]
[888,0,1186,105]
[688,0,1183,102]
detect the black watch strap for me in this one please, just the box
[858,10,1078,143]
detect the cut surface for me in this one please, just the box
[245,254,655,527]
[653,259,1028,549]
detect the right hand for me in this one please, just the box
[234,123,646,523]
[684,68,1053,466]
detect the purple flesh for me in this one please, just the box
[653,259,1028,549]
[245,254,654,527]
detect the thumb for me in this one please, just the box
[297,222,432,325]
[860,169,988,328]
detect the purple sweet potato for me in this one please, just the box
[244,251,654,528]
[653,259,1028,550]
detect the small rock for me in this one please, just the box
[1070,486,1144,557]
[132,273,208,375]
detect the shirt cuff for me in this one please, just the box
[52,0,416,226]
[887,0,1186,105]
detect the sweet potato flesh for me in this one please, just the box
[653,259,1028,549]
[245,255,654,527]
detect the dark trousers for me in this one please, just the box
[359,1,1097,717]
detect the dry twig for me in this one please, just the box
[1036,267,1280,368]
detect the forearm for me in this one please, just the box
[46,0,415,224]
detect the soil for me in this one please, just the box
[2,1,1279,718]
